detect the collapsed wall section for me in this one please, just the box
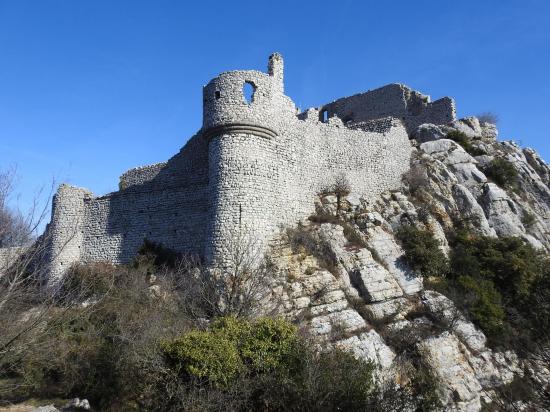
[321,83,456,132]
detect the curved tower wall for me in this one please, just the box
[203,55,292,264]
[206,132,282,264]
[46,184,91,287]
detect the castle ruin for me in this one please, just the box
[35,53,456,285]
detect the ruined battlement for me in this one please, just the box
[320,83,456,132]
[15,53,462,286]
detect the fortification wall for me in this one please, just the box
[83,133,210,264]
[321,83,456,132]
[205,106,412,264]
[119,162,166,190]
[44,133,210,275]
[36,53,418,283]
[47,184,92,286]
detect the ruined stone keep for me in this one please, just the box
[42,53,456,284]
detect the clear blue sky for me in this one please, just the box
[1,0,549,218]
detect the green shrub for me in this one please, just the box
[162,316,299,385]
[235,318,298,372]
[521,210,536,228]
[526,266,550,341]
[436,230,550,347]
[161,330,243,386]
[446,130,485,156]
[397,225,449,277]
[484,157,519,189]
[159,317,383,411]
[456,275,506,338]
[450,232,541,304]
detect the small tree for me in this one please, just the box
[477,112,499,125]
[484,157,519,189]
[181,229,281,319]
[333,173,351,214]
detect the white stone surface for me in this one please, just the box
[334,330,396,369]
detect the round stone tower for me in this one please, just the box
[46,184,91,288]
[202,53,292,265]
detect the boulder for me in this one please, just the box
[418,332,482,411]
[452,184,496,237]
[350,249,403,302]
[309,308,367,336]
[420,139,487,188]
[450,117,483,138]
[412,123,451,143]
[480,183,525,237]
[334,329,396,370]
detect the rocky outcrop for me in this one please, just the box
[272,116,550,411]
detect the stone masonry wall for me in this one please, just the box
[119,162,167,190]
[206,118,412,263]
[44,133,210,278]
[33,53,416,284]
[47,184,92,286]
[204,56,412,264]
[321,83,456,133]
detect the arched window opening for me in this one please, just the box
[215,90,221,99]
[243,81,256,104]
[320,109,329,123]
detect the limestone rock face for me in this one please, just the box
[420,139,487,189]
[271,116,550,411]
[480,183,525,238]
[451,184,495,237]
[411,123,451,143]
[418,332,483,411]
[334,330,396,370]
[450,117,483,138]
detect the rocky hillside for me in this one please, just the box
[268,117,550,411]
[2,117,549,412]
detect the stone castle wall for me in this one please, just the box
[321,83,456,133]
[44,133,210,281]
[119,162,167,190]
[203,54,412,263]
[24,53,453,283]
